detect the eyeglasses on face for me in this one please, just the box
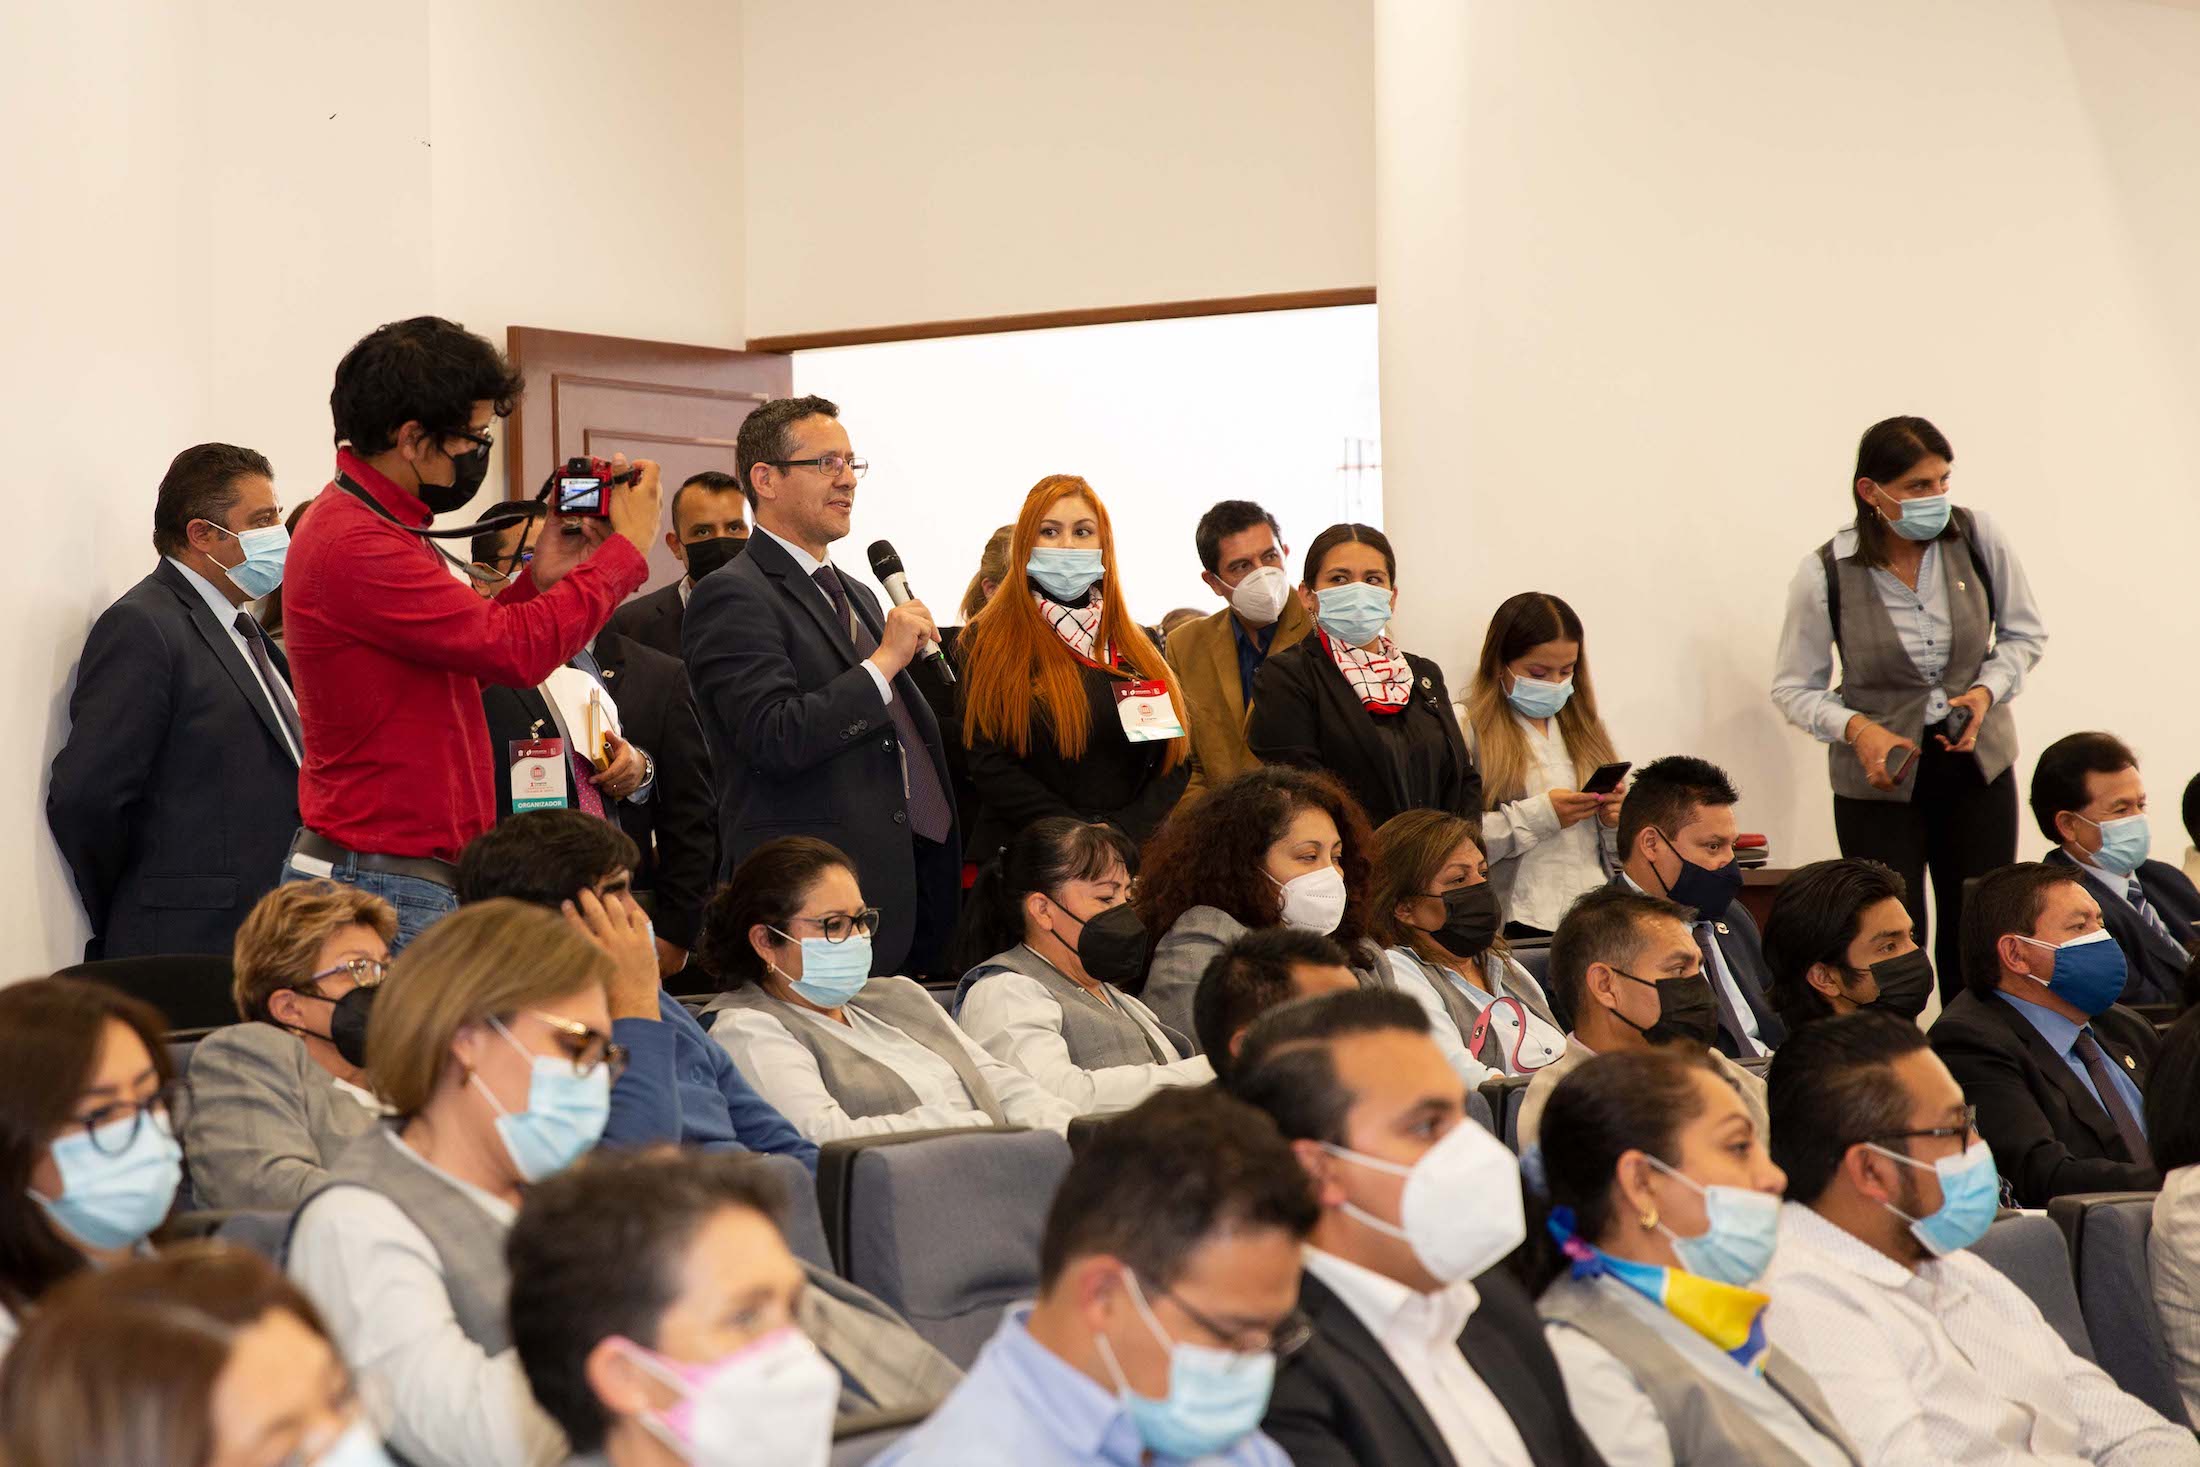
[1152,1278,1314,1359]
[515,1010,629,1082]
[767,453,867,480]
[776,908,882,945]
[69,1080,185,1156]
[1865,1104,1980,1147]
[306,956,389,992]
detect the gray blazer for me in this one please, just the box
[178,1023,383,1212]
[1141,906,1387,1047]
[804,1264,963,1415]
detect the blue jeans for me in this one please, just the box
[281,856,458,952]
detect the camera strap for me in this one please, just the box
[334,472,544,585]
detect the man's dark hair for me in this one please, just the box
[2185,772,2200,854]
[1766,1009,1930,1203]
[1548,885,1693,1023]
[1960,862,2082,997]
[734,395,840,506]
[1616,754,1740,858]
[1761,858,1910,1031]
[330,316,525,457]
[1191,927,1352,1081]
[151,443,272,557]
[672,470,745,534]
[457,810,640,909]
[2028,731,2139,843]
[1038,1087,1317,1293]
[1228,989,1431,1146]
[508,1150,786,1452]
[1193,500,1283,576]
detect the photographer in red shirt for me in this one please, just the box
[280,316,661,946]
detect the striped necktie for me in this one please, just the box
[2126,876,2186,956]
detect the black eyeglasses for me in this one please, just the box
[69,1081,184,1156]
[445,426,495,453]
[1155,1280,1314,1359]
[777,909,882,945]
[767,453,867,480]
[1866,1105,1979,1146]
[306,957,389,991]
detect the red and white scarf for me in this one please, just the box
[1321,628,1412,713]
[1035,590,1109,665]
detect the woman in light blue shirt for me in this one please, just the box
[1770,416,2046,1004]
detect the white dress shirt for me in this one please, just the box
[711,1000,1079,1143]
[1544,1274,1850,1467]
[1302,1247,1533,1467]
[753,524,896,707]
[1471,713,1619,932]
[957,966,1213,1115]
[286,1132,565,1467]
[166,555,302,763]
[1763,1201,2196,1467]
[2150,1165,2200,1427]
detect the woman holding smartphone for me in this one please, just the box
[1771,416,2047,1003]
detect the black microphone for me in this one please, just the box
[867,540,955,685]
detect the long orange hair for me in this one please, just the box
[960,475,1188,771]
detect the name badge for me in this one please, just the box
[1114,680,1185,743]
[510,738,569,813]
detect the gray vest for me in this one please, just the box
[287,1129,512,1352]
[1822,527,2016,802]
[706,979,1006,1124]
[1394,947,1561,1067]
[955,946,1186,1068]
[1541,1275,1861,1467]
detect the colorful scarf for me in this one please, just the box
[1034,590,1109,665]
[1547,1207,1771,1374]
[1318,628,1412,713]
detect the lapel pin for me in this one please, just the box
[1419,675,1432,690]
[2126,1055,2137,1070]
[1715,922,1731,935]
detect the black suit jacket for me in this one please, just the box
[1265,1266,1605,1467]
[1244,637,1482,829]
[1606,874,1786,1056]
[604,578,685,661]
[2042,848,2200,1006]
[682,531,958,975]
[1928,988,2161,1206]
[48,561,301,959]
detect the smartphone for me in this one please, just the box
[1943,705,1973,745]
[1884,744,1915,783]
[1582,760,1632,797]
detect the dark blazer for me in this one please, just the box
[683,531,958,976]
[963,653,1192,862]
[1244,637,1482,830]
[2042,848,2200,1007]
[604,578,685,661]
[908,624,979,858]
[48,560,301,959]
[1265,1266,1606,1467]
[1928,988,2161,1206]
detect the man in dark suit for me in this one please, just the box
[1231,989,1604,1467]
[49,443,303,959]
[683,396,959,977]
[1614,754,1785,1056]
[604,469,750,660]
[1929,861,2161,1206]
[2030,730,2200,1007]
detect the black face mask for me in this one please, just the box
[1063,902,1150,986]
[416,441,492,516]
[1860,949,1936,1021]
[1608,967,1720,1047]
[1420,885,1502,958]
[1651,830,1745,918]
[281,985,377,1069]
[683,534,747,584]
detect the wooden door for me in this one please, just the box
[505,328,792,592]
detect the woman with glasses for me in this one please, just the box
[1245,523,1481,830]
[1369,810,1566,1082]
[286,899,621,1467]
[701,836,1079,1143]
[176,880,394,1211]
[959,474,1192,863]
[0,978,182,1363]
[1536,1048,1860,1466]
[1,1241,393,1467]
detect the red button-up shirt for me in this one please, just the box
[285,449,647,861]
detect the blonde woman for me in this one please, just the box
[1465,592,1625,937]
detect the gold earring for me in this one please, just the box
[1639,1207,1660,1232]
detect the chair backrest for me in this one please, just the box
[821,1128,1072,1368]
[1971,1211,2096,1363]
[1479,1074,1534,1154]
[749,1151,833,1275]
[1511,941,1557,1016]
[2047,1191,2190,1426]
[55,954,238,1033]
[1467,1087,1494,1136]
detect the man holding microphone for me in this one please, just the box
[280,316,661,946]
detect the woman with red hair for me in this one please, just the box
[959,475,1191,862]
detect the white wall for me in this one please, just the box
[5,0,743,972]
[1376,0,2200,880]
[741,0,1375,339]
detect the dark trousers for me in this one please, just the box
[905,834,962,981]
[1833,735,2018,1003]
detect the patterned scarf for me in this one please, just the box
[1034,590,1110,666]
[1547,1207,1771,1374]
[1319,628,1412,713]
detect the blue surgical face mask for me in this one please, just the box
[1313,582,1393,646]
[473,1018,612,1183]
[2014,928,2128,1016]
[1644,1155,1781,1287]
[1096,1272,1276,1460]
[1871,1138,2000,1257]
[774,929,873,1006]
[1027,547,1106,602]
[2077,813,2151,878]
[1505,671,1574,720]
[1881,490,1952,542]
[33,1109,184,1252]
[202,521,291,599]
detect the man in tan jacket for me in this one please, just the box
[1165,500,1313,801]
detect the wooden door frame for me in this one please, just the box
[742,286,1374,354]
